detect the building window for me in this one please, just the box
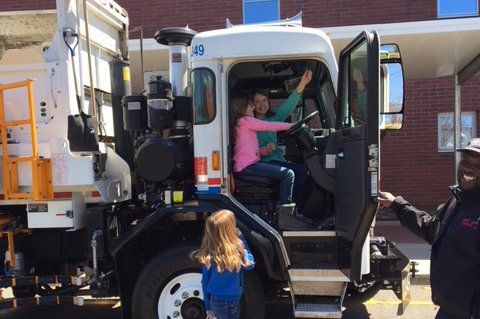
[192,68,216,125]
[438,112,477,152]
[438,0,478,18]
[243,0,279,24]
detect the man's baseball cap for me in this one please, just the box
[457,138,480,155]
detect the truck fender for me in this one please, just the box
[198,195,289,280]
[110,200,285,319]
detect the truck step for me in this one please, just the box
[0,275,88,288]
[282,233,337,267]
[282,231,336,237]
[289,268,349,282]
[294,303,342,318]
[290,280,346,296]
[0,296,84,310]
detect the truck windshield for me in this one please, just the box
[318,73,336,129]
[228,59,336,129]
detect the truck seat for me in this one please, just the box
[233,173,278,224]
[233,173,276,186]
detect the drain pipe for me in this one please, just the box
[130,26,145,88]
[83,0,96,117]
[91,229,104,280]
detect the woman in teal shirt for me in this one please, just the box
[253,70,312,209]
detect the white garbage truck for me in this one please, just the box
[0,1,410,318]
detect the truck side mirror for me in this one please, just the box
[380,44,404,130]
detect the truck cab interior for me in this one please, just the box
[228,58,338,229]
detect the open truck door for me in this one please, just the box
[334,31,380,281]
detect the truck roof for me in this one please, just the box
[191,26,337,62]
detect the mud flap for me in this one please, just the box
[368,239,412,315]
[396,264,411,315]
[67,112,99,152]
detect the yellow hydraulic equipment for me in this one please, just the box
[0,79,53,200]
[0,214,30,269]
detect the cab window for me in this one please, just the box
[339,41,368,127]
[192,68,216,124]
[303,99,322,129]
[298,76,335,130]
[319,79,336,128]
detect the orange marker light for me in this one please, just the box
[194,157,208,175]
[212,151,220,171]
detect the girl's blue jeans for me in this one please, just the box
[240,162,294,204]
[210,297,240,319]
[269,160,309,205]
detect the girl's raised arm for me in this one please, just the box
[270,91,302,122]
[270,70,312,121]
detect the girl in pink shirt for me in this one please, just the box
[231,96,309,230]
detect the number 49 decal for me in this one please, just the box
[191,44,205,57]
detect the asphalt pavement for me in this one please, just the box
[1,221,435,319]
[0,284,438,319]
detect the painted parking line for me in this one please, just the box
[364,299,434,306]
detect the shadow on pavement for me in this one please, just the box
[344,303,371,319]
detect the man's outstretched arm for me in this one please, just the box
[376,191,436,244]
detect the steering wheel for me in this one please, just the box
[284,110,319,136]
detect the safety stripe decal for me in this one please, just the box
[0,191,102,200]
[195,186,222,194]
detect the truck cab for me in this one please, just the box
[195,24,402,262]
[119,22,409,319]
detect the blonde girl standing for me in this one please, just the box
[194,210,254,319]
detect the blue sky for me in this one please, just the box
[438,0,478,17]
[243,0,279,24]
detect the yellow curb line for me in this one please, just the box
[364,299,434,306]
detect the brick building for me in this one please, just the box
[121,0,480,212]
[1,0,479,211]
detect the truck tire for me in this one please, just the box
[131,244,265,319]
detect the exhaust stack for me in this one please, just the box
[154,27,197,97]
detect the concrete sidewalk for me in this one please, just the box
[375,221,431,285]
